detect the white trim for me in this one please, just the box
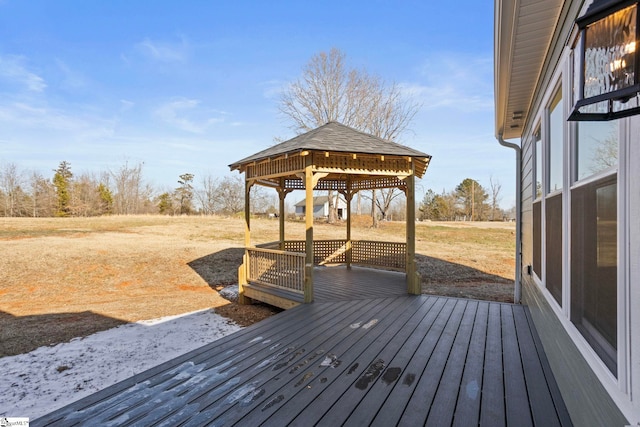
[628,115,640,423]
[618,118,630,396]
[562,51,571,316]
[527,46,640,423]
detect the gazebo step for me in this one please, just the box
[244,282,304,309]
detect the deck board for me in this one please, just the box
[314,265,407,302]
[452,300,488,426]
[34,294,572,427]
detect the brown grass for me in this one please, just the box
[0,215,515,357]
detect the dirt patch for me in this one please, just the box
[0,216,515,357]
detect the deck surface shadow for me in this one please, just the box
[33,294,572,426]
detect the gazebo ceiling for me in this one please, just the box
[229,121,432,179]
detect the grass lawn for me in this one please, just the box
[0,215,515,357]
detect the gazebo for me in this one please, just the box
[229,122,431,309]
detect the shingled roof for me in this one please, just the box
[229,121,431,170]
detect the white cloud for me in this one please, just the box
[0,101,116,144]
[0,55,46,92]
[120,99,135,111]
[54,58,88,89]
[406,52,493,112]
[135,36,189,62]
[261,79,285,99]
[0,102,85,130]
[154,98,225,133]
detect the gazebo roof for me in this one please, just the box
[229,121,431,171]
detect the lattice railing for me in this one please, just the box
[279,239,405,270]
[246,248,305,294]
[284,240,348,265]
[352,240,406,270]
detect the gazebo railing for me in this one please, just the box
[254,239,406,270]
[239,239,407,307]
[283,240,348,265]
[245,247,306,294]
[352,240,406,270]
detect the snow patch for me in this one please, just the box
[0,308,242,420]
[219,285,239,301]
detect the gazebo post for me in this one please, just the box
[239,178,253,305]
[406,170,420,295]
[304,158,314,303]
[278,178,286,251]
[344,177,353,269]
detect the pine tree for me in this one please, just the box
[157,192,174,215]
[53,161,73,217]
[176,173,194,215]
[97,183,114,214]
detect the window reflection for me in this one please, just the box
[577,121,618,180]
[571,176,617,375]
[549,89,564,192]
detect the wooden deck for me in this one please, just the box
[34,294,572,426]
[314,266,407,301]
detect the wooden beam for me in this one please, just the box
[312,172,329,188]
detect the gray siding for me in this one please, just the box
[522,279,628,426]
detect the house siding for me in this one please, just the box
[500,0,640,423]
[521,134,534,275]
[522,278,628,426]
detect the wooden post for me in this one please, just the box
[278,178,286,251]
[406,171,420,295]
[244,179,252,248]
[239,180,254,305]
[304,160,314,303]
[345,178,353,269]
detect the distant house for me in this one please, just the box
[294,196,347,220]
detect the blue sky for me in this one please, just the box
[0,0,516,208]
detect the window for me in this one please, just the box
[548,89,564,192]
[533,128,542,278]
[576,121,618,181]
[535,128,543,199]
[571,175,618,375]
[546,194,563,304]
[546,87,563,306]
[570,103,619,375]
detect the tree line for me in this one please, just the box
[0,160,276,217]
[419,177,512,221]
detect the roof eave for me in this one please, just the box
[494,0,566,140]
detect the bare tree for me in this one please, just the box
[196,174,219,215]
[591,132,618,173]
[216,175,244,215]
[279,48,420,226]
[489,176,502,221]
[70,172,100,217]
[0,162,23,217]
[111,161,145,215]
